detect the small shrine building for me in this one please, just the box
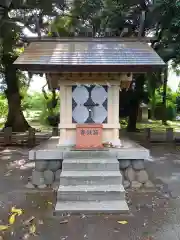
[14,37,165,149]
[14,37,166,213]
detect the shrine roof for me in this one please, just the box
[14,38,165,72]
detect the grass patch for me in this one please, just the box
[120,119,180,132]
[0,123,3,129]
[136,120,180,132]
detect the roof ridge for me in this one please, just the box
[25,37,154,43]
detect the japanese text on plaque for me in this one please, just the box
[80,129,99,136]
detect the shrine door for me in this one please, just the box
[72,85,108,124]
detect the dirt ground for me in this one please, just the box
[0,144,180,240]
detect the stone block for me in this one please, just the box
[144,180,154,188]
[60,171,122,186]
[55,169,61,181]
[123,180,130,189]
[44,170,55,185]
[38,184,47,189]
[124,167,135,182]
[63,158,119,171]
[32,170,45,186]
[48,160,62,171]
[57,185,125,201]
[132,160,144,170]
[131,181,142,189]
[25,182,35,189]
[29,150,35,160]
[35,160,48,171]
[36,150,63,160]
[119,160,131,169]
[136,170,149,183]
[55,200,129,214]
[63,151,116,159]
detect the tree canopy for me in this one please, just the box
[0,0,180,131]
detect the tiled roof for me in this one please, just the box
[14,38,165,71]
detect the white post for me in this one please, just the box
[112,85,121,140]
[59,84,66,144]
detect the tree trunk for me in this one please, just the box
[5,92,30,132]
[127,103,139,132]
[162,67,168,125]
[127,74,145,132]
[3,61,30,132]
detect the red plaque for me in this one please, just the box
[76,124,103,149]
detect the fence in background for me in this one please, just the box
[0,127,52,147]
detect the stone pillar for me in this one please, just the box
[59,84,66,144]
[108,86,113,124]
[112,85,120,140]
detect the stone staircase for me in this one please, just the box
[55,152,129,214]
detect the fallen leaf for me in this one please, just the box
[117,221,128,225]
[11,207,23,216]
[48,202,52,205]
[0,225,9,231]
[9,213,18,225]
[60,220,68,224]
[29,224,36,235]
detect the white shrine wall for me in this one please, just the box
[51,73,130,146]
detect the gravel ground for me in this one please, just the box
[0,144,180,240]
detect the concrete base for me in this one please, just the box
[28,137,150,214]
[29,137,150,161]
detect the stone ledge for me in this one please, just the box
[116,150,149,160]
[29,148,150,161]
[55,200,129,214]
[28,137,150,161]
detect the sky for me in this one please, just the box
[168,68,180,92]
[28,70,180,93]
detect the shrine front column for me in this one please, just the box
[59,84,66,144]
[112,85,121,140]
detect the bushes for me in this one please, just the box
[0,95,8,118]
[166,102,176,120]
[154,101,176,121]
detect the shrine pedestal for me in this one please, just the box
[28,137,152,214]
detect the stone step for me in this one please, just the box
[57,184,125,201]
[55,200,129,214]
[63,150,116,159]
[60,171,122,185]
[62,158,119,171]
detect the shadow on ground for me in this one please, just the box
[0,145,180,239]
